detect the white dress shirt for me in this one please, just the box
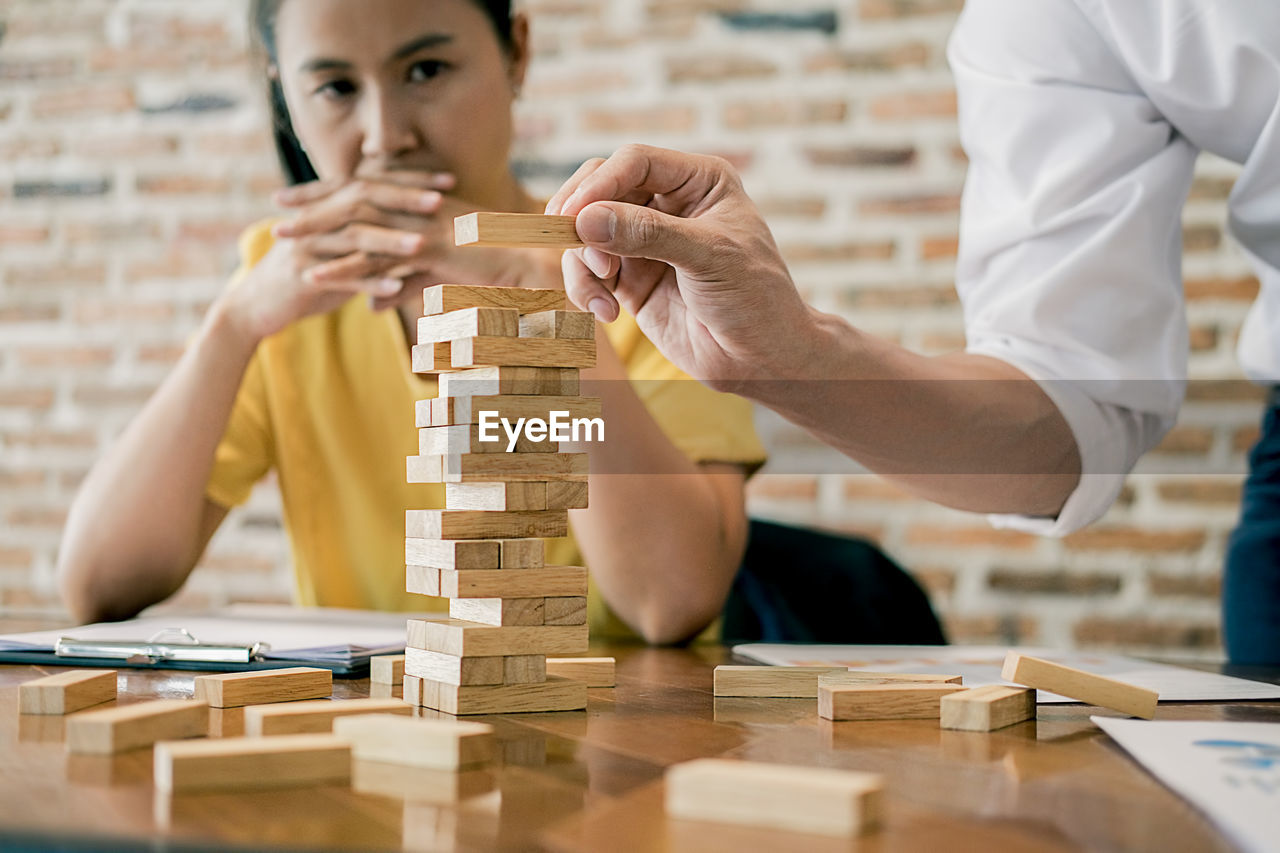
[947,0,1280,535]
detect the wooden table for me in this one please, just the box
[1,633,1277,852]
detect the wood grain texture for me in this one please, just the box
[449,597,546,626]
[244,698,411,736]
[543,597,588,626]
[406,619,589,657]
[432,566,589,600]
[428,394,602,427]
[519,310,595,340]
[154,734,351,792]
[406,453,590,484]
[502,655,547,685]
[666,759,884,837]
[424,284,567,316]
[817,672,964,687]
[713,666,847,698]
[1001,652,1159,719]
[546,657,615,688]
[192,668,332,709]
[404,648,506,686]
[370,655,405,686]
[445,482,549,512]
[419,424,555,455]
[405,538,500,570]
[545,480,590,510]
[451,336,597,370]
[19,670,117,715]
[413,674,587,715]
[499,538,545,568]
[940,685,1036,732]
[818,683,968,721]
[417,307,518,343]
[411,342,452,374]
[404,509,568,540]
[66,699,207,755]
[454,213,584,249]
[334,714,495,769]
[438,366,579,397]
[405,454,443,484]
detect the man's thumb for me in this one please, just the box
[575,201,706,271]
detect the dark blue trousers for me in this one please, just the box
[1224,386,1280,664]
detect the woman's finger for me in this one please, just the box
[276,185,443,238]
[305,251,403,285]
[303,223,426,259]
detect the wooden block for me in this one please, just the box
[66,699,207,755]
[519,310,595,340]
[418,566,588,599]
[713,666,847,698]
[19,670,116,715]
[245,698,412,736]
[404,648,504,686]
[418,307,518,344]
[818,672,963,687]
[370,655,405,685]
[817,683,967,721]
[334,714,495,769]
[450,597,545,626]
[543,597,587,626]
[546,657,615,688]
[406,619,589,657]
[500,538,545,568]
[545,480,589,510]
[440,366,579,398]
[1001,652,1158,719]
[424,283,568,316]
[451,336,596,370]
[154,734,351,792]
[445,482,548,512]
[940,684,1036,732]
[406,454,444,483]
[192,667,332,709]
[431,394,603,427]
[417,674,587,715]
[404,509,568,540]
[502,655,547,685]
[420,424,555,455]
[404,674,423,707]
[665,759,883,837]
[407,453,589,483]
[405,538,500,570]
[411,342,452,374]
[454,212,583,249]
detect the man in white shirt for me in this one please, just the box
[546,0,1280,663]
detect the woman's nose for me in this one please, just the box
[360,91,420,159]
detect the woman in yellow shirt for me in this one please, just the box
[56,0,764,643]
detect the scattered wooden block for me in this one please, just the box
[244,698,411,736]
[502,655,547,685]
[818,683,967,721]
[429,394,603,427]
[439,366,580,398]
[445,482,548,512]
[419,424,554,455]
[499,538,545,568]
[417,307,518,344]
[353,760,497,803]
[411,341,452,374]
[424,284,568,317]
[547,657,615,687]
[451,336,596,370]
[154,734,351,792]
[454,212,583,249]
[1001,652,1158,719]
[334,714,495,769]
[19,670,117,715]
[416,674,587,715]
[817,672,963,687]
[405,538,500,570]
[450,597,546,626]
[543,597,587,626]
[408,565,587,599]
[665,759,884,837]
[519,310,595,340]
[66,699,207,755]
[371,655,405,685]
[713,666,847,698]
[405,509,568,540]
[545,480,590,510]
[940,684,1036,732]
[192,667,332,709]
[407,619,589,657]
[406,453,590,484]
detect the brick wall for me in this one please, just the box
[0,0,1260,657]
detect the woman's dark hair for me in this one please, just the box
[250,0,515,186]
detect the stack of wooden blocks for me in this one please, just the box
[403,281,601,715]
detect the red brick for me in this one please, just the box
[668,56,776,84]
[860,193,961,216]
[65,220,164,243]
[579,20,696,51]
[524,70,631,98]
[4,12,106,40]
[0,137,62,159]
[0,57,79,80]
[1188,324,1219,352]
[860,0,963,18]
[869,90,957,120]
[0,470,46,490]
[126,251,225,282]
[986,569,1122,595]
[904,525,1039,549]
[918,331,966,353]
[3,429,97,449]
[1156,479,1243,506]
[781,241,896,263]
[1147,572,1221,599]
[911,568,956,597]
[1184,276,1259,302]
[0,225,52,245]
[72,386,156,407]
[804,145,917,168]
[581,106,697,134]
[176,220,255,245]
[0,388,56,410]
[5,263,107,287]
[0,304,60,324]
[73,299,178,325]
[127,14,230,44]
[843,286,959,309]
[75,133,179,159]
[841,479,913,502]
[0,588,65,609]
[247,173,287,196]
[1153,426,1214,455]
[193,132,276,157]
[921,235,959,260]
[1184,380,1266,403]
[943,614,1039,644]
[17,346,113,368]
[746,476,819,501]
[754,196,827,219]
[1234,426,1261,454]
[136,175,232,196]
[0,548,35,569]
[1183,224,1221,253]
[31,86,135,118]
[1064,527,1207,553]
[1073,616,1219,650]
[7,506,69,528]
[1188,176,1235,201]
[804,43,931,73]
[138,344,186,365]
[199,555,282,575]
[724,99,846,129]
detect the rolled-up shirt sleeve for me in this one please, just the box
[947,0,1199,535]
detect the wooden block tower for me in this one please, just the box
[403,281,600,715]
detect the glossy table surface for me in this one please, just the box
[1,623,1278,852]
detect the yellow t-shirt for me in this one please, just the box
[205,221,766,639]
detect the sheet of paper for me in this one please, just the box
[732,644,1280,703]
[1095,717,1280,853]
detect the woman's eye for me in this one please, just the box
[408,60,447,83]
[316,79,357,100]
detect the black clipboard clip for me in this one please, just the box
[54,628,268,665]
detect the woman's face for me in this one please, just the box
[273,0,527,206]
